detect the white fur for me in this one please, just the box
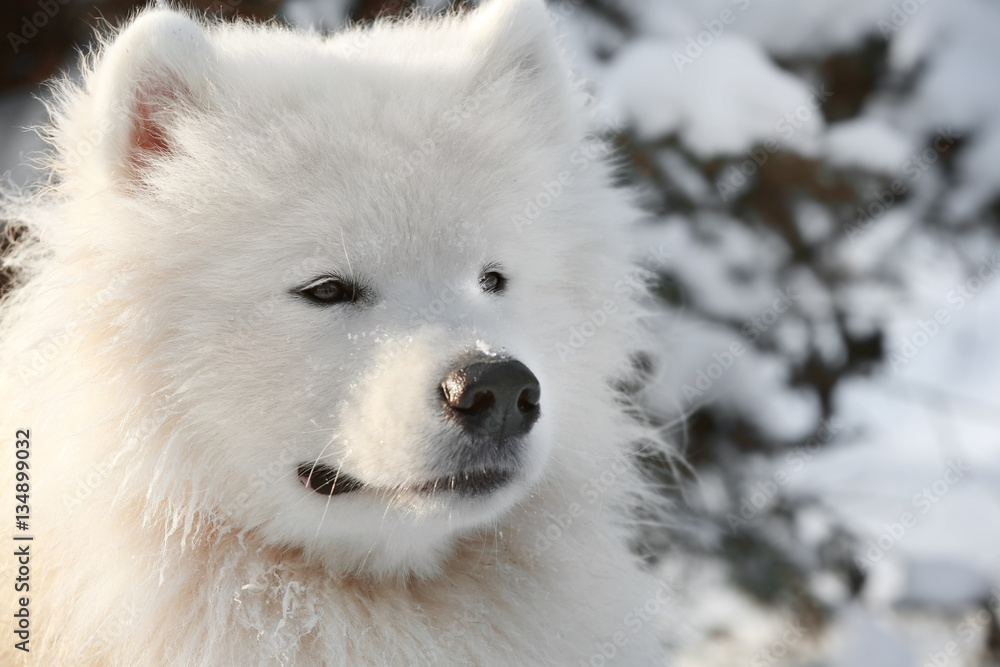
[0,1,671,664]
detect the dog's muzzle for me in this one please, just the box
[298,354,542,499]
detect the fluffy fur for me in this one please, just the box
[0,1,671,664]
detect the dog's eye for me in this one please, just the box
[480,270,507,294]
[299,278,358,305]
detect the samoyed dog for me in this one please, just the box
[0,0,671,664]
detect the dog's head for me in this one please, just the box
[62,0,644,577]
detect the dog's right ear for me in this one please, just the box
[82,9,214,185]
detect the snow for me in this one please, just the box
[898,559,995,611]
[601,36,824,157]
[885,0,1000,223]
[824,118,913,174]
[828,606,915,667]
[620,0,902,56]
[638,216,786,317]
[797,272,1000,576]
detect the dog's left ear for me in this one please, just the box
[467,0,579,141]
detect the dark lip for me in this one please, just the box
[416,468,514,497]
[297,463,515,498]
[297,463,365,496]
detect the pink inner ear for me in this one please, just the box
[127,80,182,169]
[132,96,170,157]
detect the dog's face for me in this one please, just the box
[198,180,559,576]
[68,0,636,576]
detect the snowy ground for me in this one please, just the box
[3,0,1000,665]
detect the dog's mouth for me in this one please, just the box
[297,462,514,498]
[297,463,365,496]
[413,468,514,496]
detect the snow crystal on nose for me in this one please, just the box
[474,340,499,357]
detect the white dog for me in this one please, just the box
[0,1,671,664]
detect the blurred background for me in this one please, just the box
[3,0,1000,664]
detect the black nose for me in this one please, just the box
[440,357,541,441]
